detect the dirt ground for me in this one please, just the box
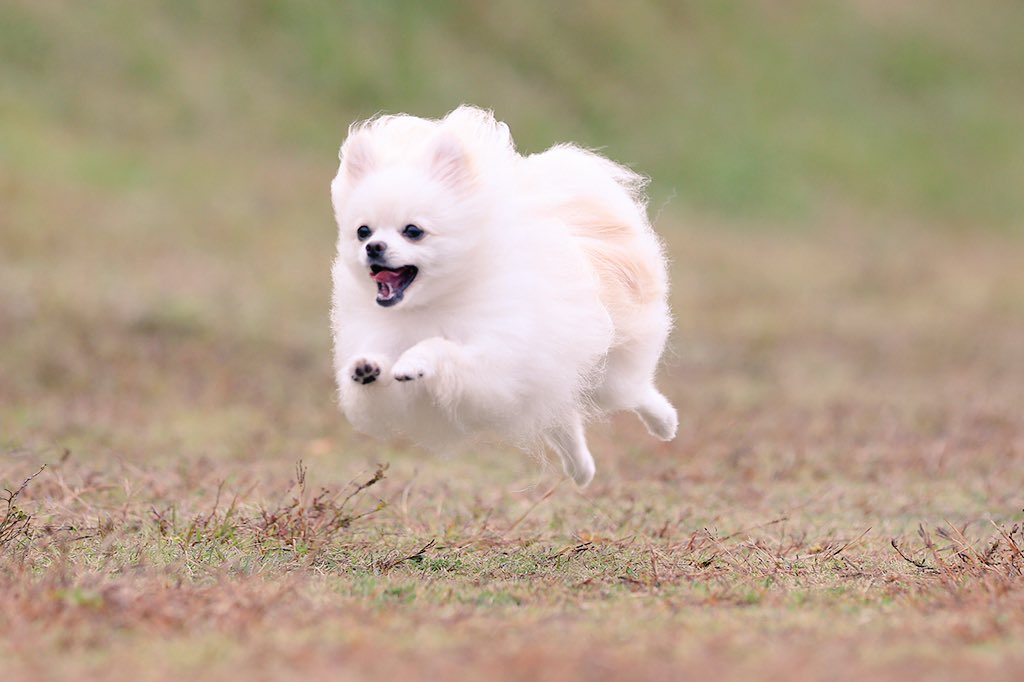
[2,223,1023,681]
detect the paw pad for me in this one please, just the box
[351,360,380,385]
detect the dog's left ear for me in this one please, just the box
[430,133,474,191]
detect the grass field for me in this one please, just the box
[3,2,1024,680]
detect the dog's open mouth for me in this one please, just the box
[370,265,418,307]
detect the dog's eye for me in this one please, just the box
[402,224,425,241]
[356,225,372,241]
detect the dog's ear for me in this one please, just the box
[340,132,375,182]
[430,133,474,191]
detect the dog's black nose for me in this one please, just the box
[366,241,387,258]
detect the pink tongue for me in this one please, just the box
[372,270,404,287]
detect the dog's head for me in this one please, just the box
[331,107,515,310]
[331,115,500,310]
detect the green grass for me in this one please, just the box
[2,1,1023,227]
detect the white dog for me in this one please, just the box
[330,106,676,486]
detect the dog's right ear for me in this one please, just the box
[340,132,375,183]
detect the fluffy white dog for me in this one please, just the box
[330,106,676,486]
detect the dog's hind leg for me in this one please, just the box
[545,413,596,487]
[595,338,678,441]
[635,387,677,441]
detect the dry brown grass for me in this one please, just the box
[3,215,1024,680]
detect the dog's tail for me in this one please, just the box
[521,145,668,318]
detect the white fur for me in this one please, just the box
[330,106,676,486]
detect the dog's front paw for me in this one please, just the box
[392,361,428,382]
[392,349,434,383]
[349,358,382,385]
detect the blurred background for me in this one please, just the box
[2,0,1022,472]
